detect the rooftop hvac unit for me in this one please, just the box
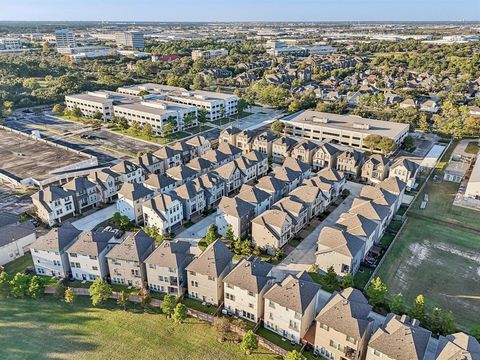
[312,117,329,123]
[353,123,370,130]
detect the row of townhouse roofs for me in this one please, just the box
[64,83,239,133]
[28,228,479,360]
[220,125,420,188]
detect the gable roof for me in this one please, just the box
[375,177,406,195]
[171,181,203,201]
[391,158,419,176]
[30,223,81,252]
[165,164,198,181]
[348,199,390,221]
[217,142,242,157]
[237,184,271,205]
[369,314,431,360]
[118,182,153,201]
[336,213,378,238]
[144,240,191,268]
[283,157,311,174]
[0,222,35,248]
[106,230,154,262]
[31,185,73,211]
[186,240,233,278]
[144,173,176,190]
[316,226,365,258]
[360,185,397,207]
[0,212,20,228]
[223,255,274,294]
[66,230,115,257]
[63,176,97,192]
[218,196,254,218]
[111,160,139,175]
[436,332,480,360]
[264,272,320,313]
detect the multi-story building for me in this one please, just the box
[312,143,340,170]
[66,230,116,282]
[106,230,155,288]
[252,132,276,157]
[283,110,409,151]
[389,158,420,191]
[361,154,390,184]
[144,173,177,195]
[142,193,183,234]
[63,176,99,215]
[336,149,365,180]
[111,160,145,184]
[252,209,293,254]
[216,196,255,239]
[135,152,164,175]
[55,29,76,52]
[193,172,226,208]
[191,48,228,61]
[272,136,299,163]
[115,31,145,49]
[263,273,321,343]
[30,223,82,277]
[314,288,373,360]
[223,256,274,323]
[88,168,122,204]
[31,185,75,227]
[0,214,36,266]
[185,135,211,157]
[435,332,480,360]
[186,240,234,305]
[116,182,154,225]
[171,181,206,221]
[165,164,198,186]
[289,185,325,219]
[145,241,192,296]
[291,140,320,165]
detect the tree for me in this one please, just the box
[112,212,132,231]
[119,117,129,130]
[28,275,45,300]
[161,294,177,318]
[284,350,303,360]
[64,287,77,304]
[138,90,150,96]
[130,121,141,135]
[363,134,383,152]
[183,112,196,128]
[402,135,415,152]
[237,98,248,114]
[241,330,258,355]
[271,120,285,136]
[173,303,188,323]
[324,266,339,289]
[389,293,405,314]
[225,225,235,241]
[341,274,354,289]
[464,116,480,136]
[410,294,427,324]
[197,108,207,123]
[71,106,83,119]
[9,273,30,298]
[55,283,67,300]
[138,287,152,311]
[0,272,10,297]
[93,111,103,120]
[52,104,65,114]
[89,279,112,306]
[161,121,176,138]
[214,317,231,342]
[205,224,219,245]
[142,123,154,139]
[117,290,129,311]
[378,137,398,155]
[366,277,387,306]
[471,325,480,342]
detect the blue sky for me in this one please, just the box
[0,0,479,22]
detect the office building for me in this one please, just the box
[115,31,145,49]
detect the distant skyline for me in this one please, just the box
[1,0,479,22]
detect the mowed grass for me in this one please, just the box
[0,296,279,360]
[377,216,480,331]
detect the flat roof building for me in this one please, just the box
[191,48,228,61]
[115,31,145,50]
[282,110,409,152]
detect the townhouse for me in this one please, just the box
[202,149,232,167]
[31,185,75,227]
[271,166,303,193]
[66,230,116,282]
[361,154,390,184]
[0,215,36,266]
[256,175,289,203]
[213,161,245,195]
[366,314,431,360]
[170,181,206,221]
[153,146,182,170]
[336,213,378,258]
[106,230,155,288]
[111,160,145,184]
[219,126,242,146]
[237,184,272,217]
[312,143,340,170]
[283,157,313,181]
[165,164,198,186]
[375,177,406,212]
[186,157,214,176]
[252,131,276,157]
[289,185,326,219]
[274,196,309,234]
[144,173,177,195]
[63,176,99,214]
[389,158,420,191]
[263,272,321,344]
[272,136,299,163]
[216,196,255,239]
[145,241,192,296]
[136,152,164,175]
[223,256,275,323]
[193,172,226,209]
[435,332,480,359]
[170,141,196,164]
[251,209,293,254]
[291,140,320,165]
[347,198,391,242]
[88,168,122,204]
[315,226,365,276]
[116,182,154,225]
[185,135,211,157]
[307,167,346,201]
[236,129,256,153]
[30,223,82,277]
[359,186,398,224]
[142,193,183,234]
[244,150,269,178]
[234,156,258,184]
[314,288,373,360]
[336,149,365,180]
[186,240,234,305]
[217,142,243,160]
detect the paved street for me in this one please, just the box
[174,213,217,251]
[271,181,364,278]
[72,204,117,231]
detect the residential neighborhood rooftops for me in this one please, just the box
[0,222,35,248]
[375,176,406,195]
[0,211,20,228]
[66,230,115,257]
[435,332,480,360]
[118,182,153,201]
[186,240,233,278]
[316,226,365,258]
[30,223,82,252]
[223,255,274,294]
[106,230,154,262]
[218,196,254,218]
[144,240,191,268]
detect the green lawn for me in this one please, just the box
[256,327,301,352]
[0,296,278,360]
[182,297,218,315]
[3,255,33,275]
[376,217,480,331]
[353,267,374,290]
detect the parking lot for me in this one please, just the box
[0,185,33,215]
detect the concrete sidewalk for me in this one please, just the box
[72,204,117,231]
[174,213,217,252]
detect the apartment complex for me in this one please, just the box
[191,48,228,61]
[282,110,409,152]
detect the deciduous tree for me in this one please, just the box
[173,303,188,323]
[389,293,405,315]
[241,330,258,355]
[366,277,387,306]
[161,294,177,318]
[89,279,112,306]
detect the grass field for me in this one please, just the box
[0,296,278,360]
[377,175,480,330]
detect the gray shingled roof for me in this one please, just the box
[144,240,191,268]
[435,332,480,360]
[316,288,372,341]
[336,213,378,239]
[186,240,233,278]
[144,173,176,190]
[106,230,154,262]
[360,186,397,207]
[111,160,139,175]
[154,146,180,159]
[30,222,81,252]
[63,176,96,193]
[376,177,406,195]
[391,158,419,178]
[118,182,153,201]
[264,272,320,313]
[166,164,198,181]
[369,314,431,360]
[237,185,271,205]
[283,157,311,174]
[316,226,365,258]
[0,212,20,228]
[218,196,255,218]
[217,142,242,157]
[0,222,35,248]
[223,255,274,294]
[31,185,73,212]
[66,230,115,257]
[348,198,390,221]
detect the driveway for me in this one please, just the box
[174,213,217,248]
[271,181,364,278]
[72,204,117,231]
